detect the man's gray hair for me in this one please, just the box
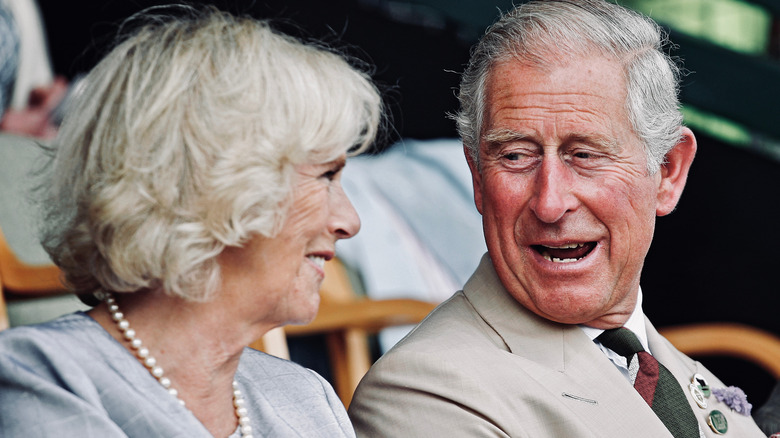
[453,0,683,173]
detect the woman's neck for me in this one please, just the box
[88,290,249,436]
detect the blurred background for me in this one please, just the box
[4,0,779,409]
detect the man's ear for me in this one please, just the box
[656,127,697,216]
[464,145,484,215]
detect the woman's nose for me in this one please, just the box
[329,184,361,239]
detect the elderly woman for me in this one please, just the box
[0,5,381,437]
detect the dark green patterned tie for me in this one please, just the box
[597,328,699,438]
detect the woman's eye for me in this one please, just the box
[321,169,338,181]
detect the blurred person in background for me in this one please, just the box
[0,0,69,139]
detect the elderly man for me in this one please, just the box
[348,1,765,437]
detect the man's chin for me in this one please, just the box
[520,296,618,326]
[525,295,635,328]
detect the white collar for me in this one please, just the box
[580,287,650,353]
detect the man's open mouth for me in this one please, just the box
[532,242,596,263]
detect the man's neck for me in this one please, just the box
[580,287,650,352]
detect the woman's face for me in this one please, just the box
[218,155,359,327]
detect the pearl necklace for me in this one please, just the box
[102,293,254,437]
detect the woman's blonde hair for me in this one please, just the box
[41,5,382,302]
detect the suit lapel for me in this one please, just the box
[463,255,674,437]
[646,320,718,437]
[646,319,701,413]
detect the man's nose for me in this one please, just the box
[528,157,576,223]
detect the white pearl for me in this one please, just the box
[159,377,171,388]
[117,320,130,331]
[130,339,142,349]
[123,329,136,340]
[237,406,248,417]
[108,303,119,312]
[111,311,124,321]
[137,347,149,358]
[234,397,245,408]
[144,357,157,368]
[239,416,251,426]
[240,425,253,434]
[151,366,164,378]
[168,387,178,397]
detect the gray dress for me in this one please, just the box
[0,312,355,437]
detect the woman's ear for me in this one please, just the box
[656,127,697,216]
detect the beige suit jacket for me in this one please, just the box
[349,255,765,437]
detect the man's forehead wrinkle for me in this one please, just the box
[491,86,612,99]
[488,92,612,119]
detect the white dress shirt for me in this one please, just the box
[580,288,650,382]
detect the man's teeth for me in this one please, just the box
[541,253,579,263]
[548,243,585,249]
[540,243,587,263]
[308,256,325,268]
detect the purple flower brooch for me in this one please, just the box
[712,386,752,416]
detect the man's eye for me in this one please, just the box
[571,149,605,160]
[499,151,538,169]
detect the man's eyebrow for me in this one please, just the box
[482,128,529,145]
[481,129,531,155]
[481,129,622,154]
[566,133,621,153]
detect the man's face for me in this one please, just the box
[469,56,665,328]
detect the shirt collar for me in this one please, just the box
[579,287,650,353]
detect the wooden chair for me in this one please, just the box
[250,258,437,407]
[0,225,63,294]
[0,134,73,330]
[0,272,8,332]
[660,322,780,378]
[0,225,66,331]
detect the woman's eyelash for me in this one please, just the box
[321,169,338,180]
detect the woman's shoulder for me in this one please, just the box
[237,347,324,384]
[0,312,113,383]
[0,313,212,437]
[0,312,100,350]
[236,348,343,411]
[236,348,356,437]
